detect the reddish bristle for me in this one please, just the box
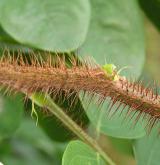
[0,50,160,132]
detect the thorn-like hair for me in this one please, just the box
[0,50,160,132]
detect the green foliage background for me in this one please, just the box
[0,0,159,164]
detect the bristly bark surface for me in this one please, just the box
[0,51,160,131]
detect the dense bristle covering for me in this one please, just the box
[0,50,160,131]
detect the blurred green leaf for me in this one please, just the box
[109,137,133,156]
[2,141,52,165]
[0,94,23,139]
[0,0,90,51]
[139,0,160,30]
[81,96,145,139]
[80,0,145,78]
[1,118,67,165]
[0,26,32,51]
[62,140,106,165]
[133,124,160,165]
[14,118,67,157]
[79,0,146,139]
[0,26,16,43]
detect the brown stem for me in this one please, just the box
[0,54,160,128]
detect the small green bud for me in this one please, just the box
[102,64,116,75]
